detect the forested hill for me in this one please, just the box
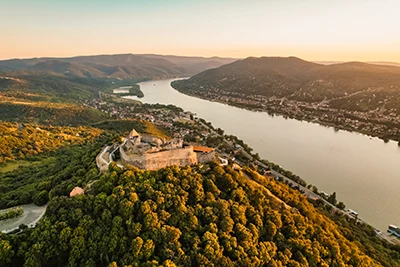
[174,57,400,113]
[0,122,103,164]
[0,99,108,126]
[0,105,399,265]
[0,74,110,126]
[2,163,394,266]
[0,54,236,79]
[0,74,109,101]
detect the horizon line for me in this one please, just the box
[0,53,400,66]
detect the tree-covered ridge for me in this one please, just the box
[242,168,400,266]
[2,162,385,266]
[0,74,110,101]
[0,54,236,78]
[172,58,400,142]
[174,57,400,108]
[0,133,114,209]
[92,119,171,140]
[0,100,108,126]
[0,74,112,126]
[0,121,103,163]
[0,118,169,210]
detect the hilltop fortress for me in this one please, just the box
[97,129,215,171]
[120,129,215,170]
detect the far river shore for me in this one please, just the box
[171,81,400,144]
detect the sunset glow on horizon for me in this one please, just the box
[2,0,400,62]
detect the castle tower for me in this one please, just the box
[128,129,141,144]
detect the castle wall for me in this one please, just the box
[100,129,215,173]
[144,147,198,170]
[141,134,163,147]
[120,146,147,169]
[163,138,183,150]
[120,146,198,170]
[197,151,216,164]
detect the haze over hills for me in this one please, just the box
[0,54,236,79]
[141,54,238,75]
[317,61,400,67]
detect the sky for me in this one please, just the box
[1,0,400,61]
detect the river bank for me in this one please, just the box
[171,82,400,144]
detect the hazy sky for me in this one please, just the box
[1,0,400,61]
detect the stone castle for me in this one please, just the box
[119,129,215,170]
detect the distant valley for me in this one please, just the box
[0,54,235,125]
[0,54,236,79]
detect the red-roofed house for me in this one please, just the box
[193,145,215,163]
[70,187,85,197]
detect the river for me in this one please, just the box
[125,78,400,231]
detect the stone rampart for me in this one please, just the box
[197,151,216,164]
[120,146,198,170]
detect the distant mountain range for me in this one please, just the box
[0,54,236,79]
[175,56,400,106]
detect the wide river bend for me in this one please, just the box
[126,78,400,231]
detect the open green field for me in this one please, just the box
[0,160,33,173]
[0,157,57,173]
[102,82,144,98]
